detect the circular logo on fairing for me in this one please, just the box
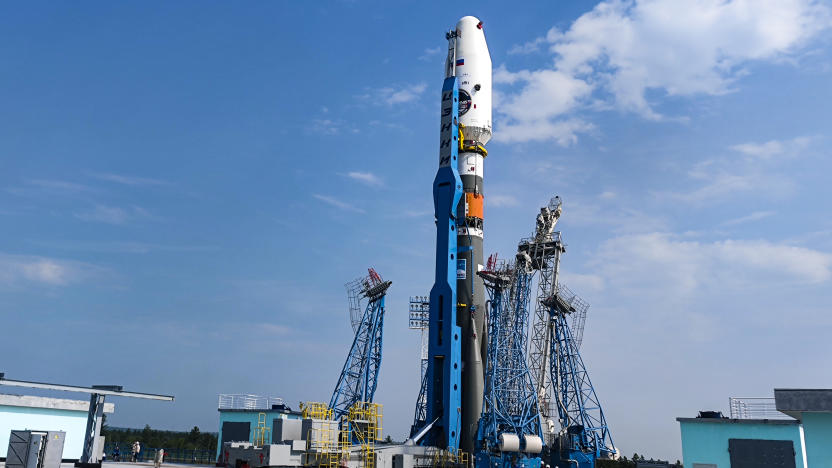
[459,89,472,116]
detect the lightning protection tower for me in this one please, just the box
[329,268,392,420]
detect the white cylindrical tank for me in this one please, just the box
[498,433,520,452]
[447,16,492,145]
[523,435,543,454]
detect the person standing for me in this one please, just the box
[153,448,164,468]
[132,441,141,462]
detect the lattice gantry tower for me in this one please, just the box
[409,296,430,435]
[329,268,392,420]
[524,197,589,443]
[475,255,543,465]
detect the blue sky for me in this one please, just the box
[2,0,831,461]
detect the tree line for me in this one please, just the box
[103,425,217,451]
[596,454,683,467]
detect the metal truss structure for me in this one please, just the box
[524,197,566,441]
[545,292,616,466]
[518,197,616,467]
[329,268,392,420]
[476,256,543,462]
[409,296,430,435]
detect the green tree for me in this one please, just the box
[188,426,200,444]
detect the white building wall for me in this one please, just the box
[0,394,114,460]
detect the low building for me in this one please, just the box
[677,412,805,468]
[775,388,832,468]
[678,389,832,467]
[216,394,303,461]
[0,393,114,460]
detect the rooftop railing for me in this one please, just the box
[218,393,284,410]
[729,397,792,420]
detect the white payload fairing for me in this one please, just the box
[445,15,492,453]
[446,16,492,146]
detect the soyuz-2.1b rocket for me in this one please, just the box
[448,16,492,454]
[424,15,493,453]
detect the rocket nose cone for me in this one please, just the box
[456,16,485,38]
[454,16,490,60]
[450,15,492,144]
[457,16,482,30]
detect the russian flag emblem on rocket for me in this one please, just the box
[456,58,464,66]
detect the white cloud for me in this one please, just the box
[487,194,520,208]
[721,210,776,226]
[497,118,595,145]
[508,37,547,56]
[508,27,564,55]
[74,204,151,225]
[258,323,292,335]
[419,46,442,62]
[380,82,428,105]
[560,272,606,294]
[590,233,832,299]
[730,136,813,160]
[565,196,669,233]
[496,0,832,142]
[556,0,830,115]
[7,179,95,197]
[494,66,594,145]
[28,179,91,193]
[309,119,358,136]
[668,170,763,203]
[87,172,168,186]
[663,135,814,203]
[0,253,101,286]
[498,70,592,122]
[341,171,384,188]
[29,239,215,254]
[312,194,366,214]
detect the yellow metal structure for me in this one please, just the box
[427,447,469,468]
[347,402,383,468]
[298,401,389,468]
[301,401,334,420]
[300,402,344,468]
[253,412,271,446]
[458,123,488,156]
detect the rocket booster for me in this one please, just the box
[446,16,492,453]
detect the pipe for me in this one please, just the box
[405,417,440,446]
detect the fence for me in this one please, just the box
[218,393,284,410]
[728,397,792,420]
[103,444,216,465]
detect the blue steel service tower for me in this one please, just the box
[422,75,463,450]
[545,292,616,468]
[329,269,392,420]
[475,256,544,468]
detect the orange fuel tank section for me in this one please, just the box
[465,192,484,219]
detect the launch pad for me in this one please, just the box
[221,15,616,468]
